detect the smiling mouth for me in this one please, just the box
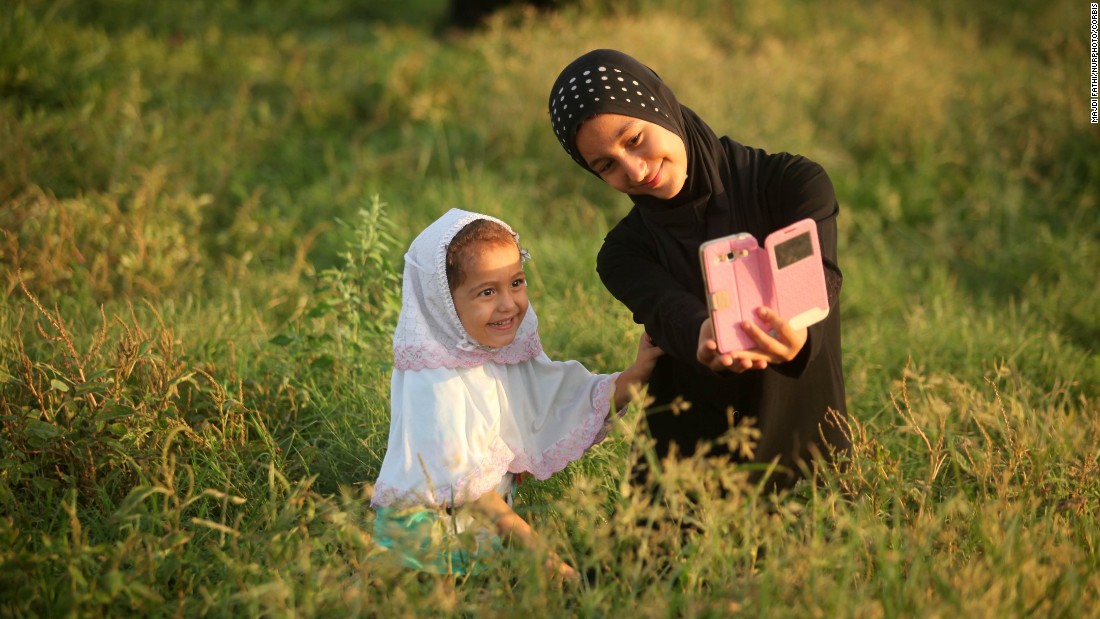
[488,317,515,329]
[640,163,663,189]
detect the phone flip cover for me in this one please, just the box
[765,219,830,331]
[700,219,830,354]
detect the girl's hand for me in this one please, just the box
[697,308,808,374]
[613,332,664,409]
[635,331,664,372]
[545,554,580,583]
[473,491,579,583]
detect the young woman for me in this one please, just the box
[370,208,661,579]
[548,49,849,492]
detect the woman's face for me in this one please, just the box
[574,113,688,200]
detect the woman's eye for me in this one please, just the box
[597,161,613,174]
[628,132,642,146]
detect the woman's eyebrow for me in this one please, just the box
[611,120,638,140]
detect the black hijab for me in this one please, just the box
[548,49,733,240]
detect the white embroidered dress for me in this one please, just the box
[371,208,618,522]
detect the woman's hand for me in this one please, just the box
[696,308,807,373]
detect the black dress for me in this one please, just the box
[596,139,849,491]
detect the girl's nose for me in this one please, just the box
[626,156,647,183]
[497,291,517,310]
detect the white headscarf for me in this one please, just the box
[371,209,619,510]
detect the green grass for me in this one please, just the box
[2,0,1098,615]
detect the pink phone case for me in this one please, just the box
[765,219,830,331]
[699,233,772,353]
[700,219,829,353]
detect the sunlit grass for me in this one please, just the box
[1,0,1097,615]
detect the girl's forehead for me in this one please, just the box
[470,239,520,260]
[454,234,518,253]
[461,242,522,275]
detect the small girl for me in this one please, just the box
[370,208,661,579]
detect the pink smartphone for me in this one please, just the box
[699,219,829,354]
[699,233,773,353]
[765,218,830,330]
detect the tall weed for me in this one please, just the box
[1,0,1097,615]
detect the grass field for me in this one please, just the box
[2,0,1099,615]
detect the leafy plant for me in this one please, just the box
[1,0,1097,615]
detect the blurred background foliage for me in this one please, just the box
[1,0,1098,615]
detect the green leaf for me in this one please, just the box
[74,380,108,396]
[25,419,62,439]
[104,570,124,596]
[115,485,169,519]
[123,580,164,603]
[310,355,335,370]
[31,477,58,493]
[84,368,114,382]
[95,405,135,423]
[50,379,69,393]
[165,532,192,547]
[269,333,296,346]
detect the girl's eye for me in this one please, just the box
[478,288,495,297]
[511,278,526,288]
[597,161,613,174]
[627,132,642,147]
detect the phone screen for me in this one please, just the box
[774,232,814,269]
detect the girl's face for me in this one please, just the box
[574,113,688,200]
[451,241,529,348]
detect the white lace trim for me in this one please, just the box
[507,374,617,479]
[393,331,543,371]
[370,438,514,509]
